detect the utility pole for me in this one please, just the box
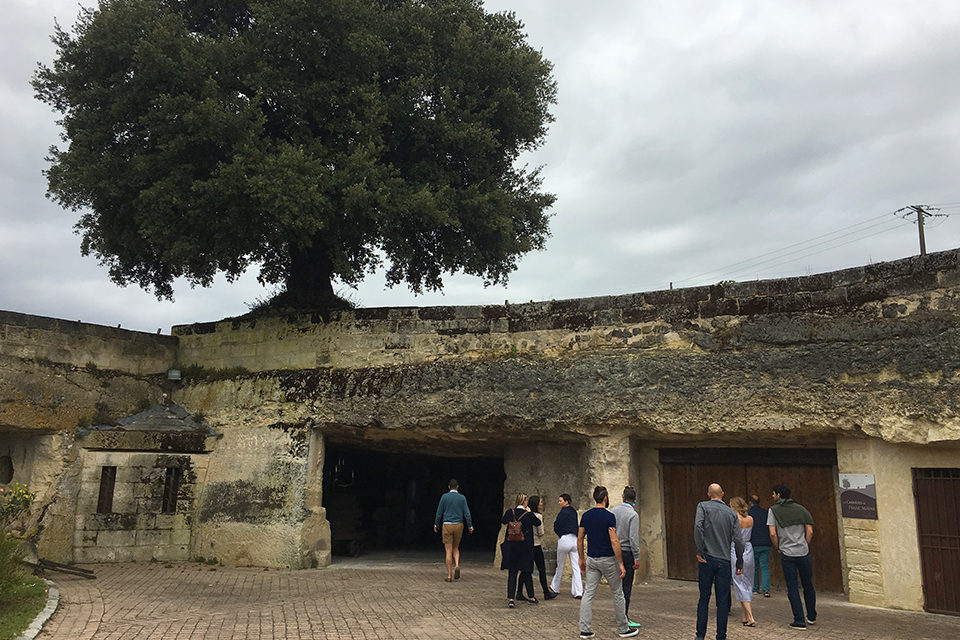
[909,205,928,256]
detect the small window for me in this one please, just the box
[97,466,117,514]
[0,455,13,484]
[161,467,182,514]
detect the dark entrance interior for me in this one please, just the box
[322,442,505,559]
[661,448,844,592]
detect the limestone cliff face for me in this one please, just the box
[175,250,960,447]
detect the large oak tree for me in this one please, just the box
[34,0,556,308]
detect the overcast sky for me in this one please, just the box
[4,1,960,333]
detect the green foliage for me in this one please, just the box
[0,484,36,613]
[0,484,32,527]
[34,0,557,309]
[0,574,47,640]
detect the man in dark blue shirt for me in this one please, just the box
[576,486,638,639]
[550,493,583,597]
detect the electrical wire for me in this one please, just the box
[672,212,896,286]
[722,217,915,283]
[675,214,910,286]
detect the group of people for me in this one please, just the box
[433,478,818,639]
[695,482,817,640]
[435,480,642,639]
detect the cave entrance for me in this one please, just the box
[322,442,504,561]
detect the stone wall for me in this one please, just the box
[74,450,207,563]
[190,420,326,568]
[0,310,176,375]
[837,436,960,610]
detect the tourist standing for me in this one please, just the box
[517,496,559,601]
[500,493,540,607]
[694,483,744,640]
[729,496,756,627]
[610,486,641,628]
[748,494,772,597]
[550,493,583,598]
[433,478,473,582]
[576,485,638,639]
[768,484,817,629]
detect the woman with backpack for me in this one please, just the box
[500,493,540,607]
[517,495,559,602]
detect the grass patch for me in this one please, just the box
[0,574,47,640]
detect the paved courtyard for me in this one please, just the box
[38,556,960,640]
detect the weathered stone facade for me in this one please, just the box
[2,250,960,612]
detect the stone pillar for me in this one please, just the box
[498,440,586,570]
[634,443,665,581]
[300,428,332,567]
[583,431,634,507]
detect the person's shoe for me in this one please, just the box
[763,591,771,597]
[454,566,460,580]
[627,620,642,628]
[526,597,539,605]
[788,621,807,630]
[444,577,452,582]
[617,629,640,638]
[578,631,594,639]
[507,599,515,608]
[807,617,817,625]
[515,593,528,602]
[544,591,558,600]
[574,594,583,599]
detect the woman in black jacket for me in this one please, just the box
[500,493,540,607]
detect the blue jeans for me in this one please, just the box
[696,556,732,640]
[753,546,771,592]
[781,553,817,625]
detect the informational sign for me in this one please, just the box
[839,473,878,519]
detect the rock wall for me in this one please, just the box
[175,250,960,447]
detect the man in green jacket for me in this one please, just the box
[768,484,817,629]
[434,478,474,582]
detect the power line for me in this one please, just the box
[674,211,905,286]
[722,217,914,283]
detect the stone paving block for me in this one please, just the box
[37,560,960,640]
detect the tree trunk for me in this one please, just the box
[285,242,336,309]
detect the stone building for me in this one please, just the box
[2,249,959,615]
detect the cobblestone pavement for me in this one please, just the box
[38,558,960,640]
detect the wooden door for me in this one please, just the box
[662,453,843,592]
[913,468,960,615]
[745,465,843,592]
[664,463,748,581]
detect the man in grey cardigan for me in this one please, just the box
[433,478,474,582]
[610,486,641,628]
[694,483,744,640]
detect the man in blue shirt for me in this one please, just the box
[433,478,473,582]
[576,485,638,639]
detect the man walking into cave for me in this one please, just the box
[434,478,474,582]
[694,482,744,640]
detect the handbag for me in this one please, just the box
[506,508,525,542]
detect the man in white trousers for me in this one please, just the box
[550,493,583,598]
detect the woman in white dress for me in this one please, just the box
[730,496,757,627]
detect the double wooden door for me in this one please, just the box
[662,458,843,592]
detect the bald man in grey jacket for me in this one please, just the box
[694,483,744,640]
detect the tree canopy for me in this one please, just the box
[33,0,556,308]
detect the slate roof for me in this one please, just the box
[88,403,218,436]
